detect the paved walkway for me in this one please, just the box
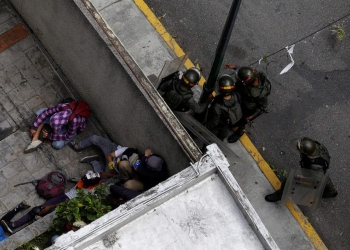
[0,0,107,241]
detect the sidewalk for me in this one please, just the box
[0,0,109,244]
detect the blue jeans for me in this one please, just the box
[36,108,77,149]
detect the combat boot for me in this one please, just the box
[228,129,245,143]
[322,178,338,198]
[17,201,30,210]
[265,189,283,202]
[322,190,338,198]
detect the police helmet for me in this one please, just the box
[181,67,201,87]
[235,66,256,85]
[81,170,101,188]
[218,74,235,96]
[290,137,316,155]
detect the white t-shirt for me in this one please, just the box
[115,146,128,158]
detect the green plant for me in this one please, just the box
[15,226,58,250]
[269,163,288,180]
[15,241,38,250]
[332,23,346,41]
[51,184,111,233]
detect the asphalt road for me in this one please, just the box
[145,0,350,249]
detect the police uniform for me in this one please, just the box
[299,140,337,197]
[206,93,242,140]
[265,139,338,202]
[159,77,210,113]
[235,71,269,120]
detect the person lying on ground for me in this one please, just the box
[0,201,30,241]
[0,171,113,234]
[110,149,168,202]
[24,99,90,153]
[69,135,139,181]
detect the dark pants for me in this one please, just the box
[235,107,257,132]
[12,194,68,228]
[110,185,142,201]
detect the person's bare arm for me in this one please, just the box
[106,151,116,163]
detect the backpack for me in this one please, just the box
[61,100,91,122]
[36,170,67,199]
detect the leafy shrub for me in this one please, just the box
[51,184,111,233]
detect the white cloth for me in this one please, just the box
[65,186,92,200]
[114,146,128,158]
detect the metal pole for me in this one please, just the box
[199,0,243,103]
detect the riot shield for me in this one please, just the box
[281,166,329,209]
[155,54,189,89]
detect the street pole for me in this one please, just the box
[199,0,243,103]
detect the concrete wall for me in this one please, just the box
[8,0,201,175]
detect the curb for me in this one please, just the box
[134,1,327,249]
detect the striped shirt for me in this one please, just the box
[33,103,86,141]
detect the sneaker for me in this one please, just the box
[80,155,99,164]
[18,200,30,210]
[68,141,83,153]
[24,140,42,154]
[0,220,15,234]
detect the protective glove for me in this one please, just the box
[108,161,115,170]
[224,63,236,70]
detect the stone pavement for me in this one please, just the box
[0,0,108,241]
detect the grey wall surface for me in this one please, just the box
[8,0,200,175]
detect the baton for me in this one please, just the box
[14,180,37,187]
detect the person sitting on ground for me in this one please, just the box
[0,201,30,241]
[0,171,114,234]
[69,135,139,181]
[24,99,90,153]
[110,149,168,203]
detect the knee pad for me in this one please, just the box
[29,206,42,217]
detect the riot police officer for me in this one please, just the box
[225,65,271,143]
[158,67,211,113]
[206,75,242,141]
[265,137,338,202]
